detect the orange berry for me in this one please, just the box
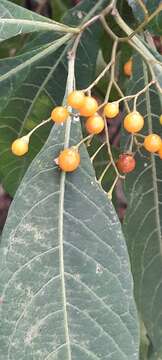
[58,148,80,172]
[79,96,98,117]
[159,114,162,125]
[104,102,119,119]
[124,58,132,77]
[124,111,144,133]
[67,91,85,109]
[116,154,136,174]
[51,106,68,123]
[144,134,162,153]
[85,114,104,134]
[11,137,29,156]
[158,143,162,159]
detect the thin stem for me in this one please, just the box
[98,162,112,185]
[133,80,155,110]
[100,15,118,41]
[26,117,51,139]
[105,40,118,102]
[83,60,113,92]
[117,80,155,105]
[113,81,130,113]
[128,134,134,153]
[136,0,148,18]
[81,0,117,30]
[75,134,93,148]
[107,176,119,200]
[90,142,106,162]
[104,115,123,178]
[103,39,124,179]
[113,9,162,92]
[128,3,162,40]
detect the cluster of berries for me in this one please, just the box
[11,90,162,175]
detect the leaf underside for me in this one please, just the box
[0,119,139,360]
[123,54,162,357]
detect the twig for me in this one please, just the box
[83,60,113,92]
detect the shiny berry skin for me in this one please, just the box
[67,91,85,109]
[116,154,136,174]
[58,148,80,172]
[158,144,162,159]
[144,134,162,153]
[123,58,132,77]
[104,102,119,118]
[124,111,144,133]
[51,106,69,123]
[11,137,29,156]
[159,114,162,125]
[79,96,98,117]
[85,114,104,134]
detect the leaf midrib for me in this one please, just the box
[0,18,78,34]
[0,34,72,84]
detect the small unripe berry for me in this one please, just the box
[124,58,133,77]
[85,114,104,134]
[58,148,80,172]
[67,91,85,109]
[51,106,68,123]
[144,134,162,153]
[11,137,29,156]
[104,102,119,119]
[116,154,136,174]
[79,96,98,117]
[124,111,144,133]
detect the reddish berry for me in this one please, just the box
[124,111,144,133]
[144,134,162,153]
[67,91,85,110]
[116,154,136,174]
[79,96,98,117]
[85,114,104,134]
[51,106,68,123]
[58,148,80,172]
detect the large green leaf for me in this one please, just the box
[0,0,107,196]
[0,118,139,359]
[127,0,162,35]
[0,0,78,42]
[123,54,162,358]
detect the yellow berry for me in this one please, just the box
[144,134,162,153]
[79,96,98,117]
[159,114,162,125]
[11,137,29,156]
[124,111,144,133]
[51,106,68,123]
[158,143,162,159]
[67,91,85,109]
[85,114,104,134]
[104,102,119,119]
[58,148,80,172]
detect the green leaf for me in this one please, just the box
[0,118,139,359]
[0,0,78,42]
[0,0,106,196]
[122,54,162,358]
